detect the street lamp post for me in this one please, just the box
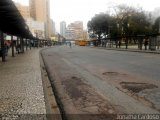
[125,14,131,49]
[126,23,129,49]
[116,23,120,48]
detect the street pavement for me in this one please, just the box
[41,45,160,120]
[1,45,160,120]
[0,48,46,119]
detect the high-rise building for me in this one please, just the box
[52,21,56,35]
[65,21,84,40]
[14,1,45,39]
[50,19,56,35]
[14,2,30,19]
[26,18,45,39]
[74,21,83,40]
[65,23,76,40]
[82,30,89,40]
[60,21,66,37]
[29,0,50,38]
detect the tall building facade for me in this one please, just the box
[29,0,51,38]
[14,2,30,19]
[26,18,45,39]
[52,21,56,35]
[65,23,76,40]
[14,2,45,39]
[60,21,66,37]
[65,21,84,40]
[50,19,56,35]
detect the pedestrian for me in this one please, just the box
[144,39,148,50]
[69,42,72,48]
[16,44,21,54]
[4,43,8,56]
[118,40,121,48]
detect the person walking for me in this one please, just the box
[69,42,72,48]
[4,43,9,56]
[16,44,21,54]
[118,40,121,48]
[144,39,148,50]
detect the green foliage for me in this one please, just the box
[152,17,160,34]
[87,13,112,40]
[87,4,153,40]
[114,4,152,36]
[128,11,152,35]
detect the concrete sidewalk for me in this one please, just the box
[0,49,46,119]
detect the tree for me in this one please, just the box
[152,16,160,34]
[112,4,152,48]
[87,13,112,46]
[88,4,153,48]
[113,4,152,36]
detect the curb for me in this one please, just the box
[89,47,160,54]
[39,48,62,120]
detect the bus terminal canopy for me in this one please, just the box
[0,0,33,39]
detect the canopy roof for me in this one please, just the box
[0,0,33,38]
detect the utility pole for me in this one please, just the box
[126,15,130,49]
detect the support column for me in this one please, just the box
[22,38,24,53]
[29,39,31,50]
[17,37,19,46]
[16,37,20,54]
[19,37,22,53]
[11,35,15,57]
[26,39,28,51]
[34,40,35,48]
[37,40,39,48]
[0,31,5,62]
[20,37,24,53]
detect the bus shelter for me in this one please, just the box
[0,0,33,62]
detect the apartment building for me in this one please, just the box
[29,0,51,38]
[65,21,84,40]
[60,21,66,37]
[14,2,30,19]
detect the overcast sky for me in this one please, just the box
[13,0,160,32]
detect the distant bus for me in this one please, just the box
[76,40,87,46]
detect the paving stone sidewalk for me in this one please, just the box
[0,49,46,119]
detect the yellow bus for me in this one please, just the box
[77,40,87,46]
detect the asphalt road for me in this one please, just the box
[41,45,160,119]
[62,46,160,81]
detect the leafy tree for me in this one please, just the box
[128,11,152,35]
[112,4,152,48]
[87,4,153,48]
[87,13,112,45]
[152,16,160,34]
[113,4,152,36]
